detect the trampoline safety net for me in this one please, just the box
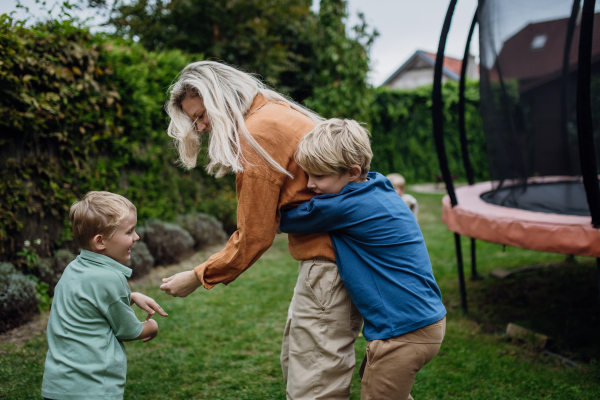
[478,0,600,215]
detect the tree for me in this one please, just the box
[107,0,318,102]
[305,0,378,123]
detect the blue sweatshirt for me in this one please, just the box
[279,172,446,341]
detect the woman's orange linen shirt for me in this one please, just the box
[194,94,335,289]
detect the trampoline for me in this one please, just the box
[431,0,600,312]
[442,178,600,258]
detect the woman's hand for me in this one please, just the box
[160,270,202,297]
[130,292,168,320]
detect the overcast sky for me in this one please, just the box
[2,0,481,85]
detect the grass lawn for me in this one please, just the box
[1,191,599,399]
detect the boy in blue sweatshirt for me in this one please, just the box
[278,119,446,400]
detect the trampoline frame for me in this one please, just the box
[432,0,600,313]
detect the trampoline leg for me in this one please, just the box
[597,258,600,310]
[470,238,478,280]
[454,233,468,313]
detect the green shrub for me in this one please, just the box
[0,262,38,333]
[0,17,236,262]
[369,81,488,183]
[127,240,155,279]
[138,220,194,265]
[53,249,76,273]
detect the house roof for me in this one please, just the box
[489,13,600,90]
[382,50,465,86]
[422,51,464,76]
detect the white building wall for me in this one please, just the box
[387,68,451,90]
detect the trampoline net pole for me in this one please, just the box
[454,233,468,313]
[432,0,458,206]
[470,238,478,280]
[576,0,600,228]
[598,258,600,310]
[559,0,581,176]
[434,0,467,312]
[459,7,478,186]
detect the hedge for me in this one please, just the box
[0,16,489,267]
[0,17,236,263]
[369,82,488,183]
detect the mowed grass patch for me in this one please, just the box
[1,190,599,398]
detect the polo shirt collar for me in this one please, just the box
[79,249,133,278]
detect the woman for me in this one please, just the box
[159,61,362,400]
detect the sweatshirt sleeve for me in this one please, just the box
[194,171,281,289]
[279,201,330,234]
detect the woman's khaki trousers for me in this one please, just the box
[281,258,363,400]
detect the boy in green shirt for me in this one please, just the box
[42,191,167,400]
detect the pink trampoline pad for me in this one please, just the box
[441,180,600,258]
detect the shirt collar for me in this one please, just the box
[341,172,378,194]
[79,249,133,278]
[245,93,269,119]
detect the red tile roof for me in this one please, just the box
[488,14,600,88]
[423,52,464,76]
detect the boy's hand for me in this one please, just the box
[131,292,168,321]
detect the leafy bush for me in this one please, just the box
[127,240,155,279]
[36,257,60,291]
[139,220,194,265]
[0,17,236,263]
[0,262,38,333]
[369,81,488,183]
[53,249,76,273]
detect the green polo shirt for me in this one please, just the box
[42,250,144,400]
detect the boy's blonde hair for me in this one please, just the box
[386,173,406,191]
[69,191,137,250]
[295,119,372,179]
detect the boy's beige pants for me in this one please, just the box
[359,316,446,400]
[281,258,363,400]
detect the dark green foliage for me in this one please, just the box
[109,0,318,103]
[0,17,237,263]
[304,0,377,122]
[52,249,76,273]
[36,257,60,291]
[0,262,38,332]
[369,81,488,183]
[107,0,377,114]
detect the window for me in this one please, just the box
[531,34,547,50]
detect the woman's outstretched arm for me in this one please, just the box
[160,171,281,297]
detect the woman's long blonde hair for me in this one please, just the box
[166,61,323,178]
